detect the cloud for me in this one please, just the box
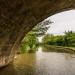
[47,10,75,35]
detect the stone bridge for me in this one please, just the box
[0,0,75,67]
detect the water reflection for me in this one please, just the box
[0,47,75,75]
[37,47,42,53]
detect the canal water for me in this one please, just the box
[0,47,75,75]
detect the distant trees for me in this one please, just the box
[42,34,55,45]
[43,31,75,47]
[64,31,75,46]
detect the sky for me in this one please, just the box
[46,9,75,35]
[38,9,75,42]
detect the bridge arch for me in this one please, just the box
[0,0,75,67]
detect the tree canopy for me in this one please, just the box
[20,19,53,53]
[43,31,75,47]
[28,19,53,37]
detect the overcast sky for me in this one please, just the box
[46,9,75,35]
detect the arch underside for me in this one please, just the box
[0,0,75,66]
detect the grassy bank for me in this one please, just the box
[43,45,75,53]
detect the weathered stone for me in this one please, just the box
[0,0,75,67]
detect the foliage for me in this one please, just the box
[20,32,38,53]
[29,19,53,37]
[43,31,75,47]
[20,19,53,53]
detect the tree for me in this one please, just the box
[42,31,75,47]
[20,19,53,53]
[29,19,53,37]
[20,33,38,53]
[42,34,55,44]
[64,31,75,46]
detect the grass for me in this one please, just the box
[43,45,75,54]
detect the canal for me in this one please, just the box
[0,47,75,75]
